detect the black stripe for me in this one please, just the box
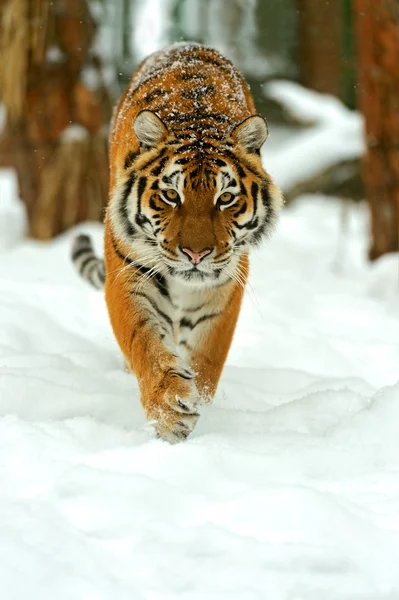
[204,133,225,141]
[180,312,220,330]
[240,159,264,179]
[97,267,106,283]
[120,173,137,237]
[251,221,268,244]
[174,133,199,140]
[213,158,227,167]
[151,156,169,176]
[164,112,232,125]
[72,246,92,261]
[224,150,263,178]
[261,185,271,209]
[182,85,216,99]
[124,150,138,170]
[135,213,152,228]
[144,88,168,103]
[139,147,167,171]
[160,242,177,257]
[176,141,219,154]
[149,197,160,210]
[234,201,247,217]
[175,131,224,142]
[166,368,193,380]
[168,169,181,179]
[233,217,259,231]
[111,238,163,284]
[87,262,102,286]
[251,181,259,214]
[80,255,97,276]
[153,273,170,298]
[112,236,170,299]
[181,53,231,72]
[133,292,173,328]
[184,303,206,313]
[179,72,208,81]
[111,236,134,265]
[136,176,147,219]
[236,164,246,178]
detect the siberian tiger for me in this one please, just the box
[72,42,283,442]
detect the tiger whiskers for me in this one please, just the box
[108,246,164,289]
[134,260,166,294]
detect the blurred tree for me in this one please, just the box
[169,0,298,119]
[296,0,341,97]
[341,0,357,109]
[354,0,399,259]
[0,0,112,239]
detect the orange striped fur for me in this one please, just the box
[78,43,282,442]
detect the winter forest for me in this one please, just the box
[0,0,398,598]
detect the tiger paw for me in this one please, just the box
[145,367,201,443]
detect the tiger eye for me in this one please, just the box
[166,189,178,200]
[220,192,232,203]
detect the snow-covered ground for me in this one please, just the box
[1,158,399,599]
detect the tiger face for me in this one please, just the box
[110,110,282,288]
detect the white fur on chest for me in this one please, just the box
[141,277,226,362]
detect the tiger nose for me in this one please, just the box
[180,246,213,265]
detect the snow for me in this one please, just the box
[46,46,64,63]
[132,0,174,63]
[61,124,89,142]
[80,65,102,91]
[263,81,365,192]
[0,169,27,250]
[1,160,399,598]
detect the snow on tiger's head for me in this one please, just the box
[109,110,283,288]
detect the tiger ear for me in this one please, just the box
[231,115,268,153]
[133,110,168,148]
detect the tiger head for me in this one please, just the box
[110,110,283,288]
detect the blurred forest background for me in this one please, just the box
[0,0,398,260]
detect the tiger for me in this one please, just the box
[72,42,283,443]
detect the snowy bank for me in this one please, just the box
[0,169,399,598]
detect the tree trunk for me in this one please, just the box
[0,0,112,240]
[296,0,342,97]
[354,0,399,259]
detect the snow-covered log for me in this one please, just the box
[263,81,365,203]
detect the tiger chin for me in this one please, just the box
[72,42,283,443]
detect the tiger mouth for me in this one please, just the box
[169,265,222,282]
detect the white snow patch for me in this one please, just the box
[263,81,365,192]
[0,165,399,598]
[46,46,64,63]
[61,124,89,142]
[80,65,101,90]
[132,0,173,63]
[0,169,27,249]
